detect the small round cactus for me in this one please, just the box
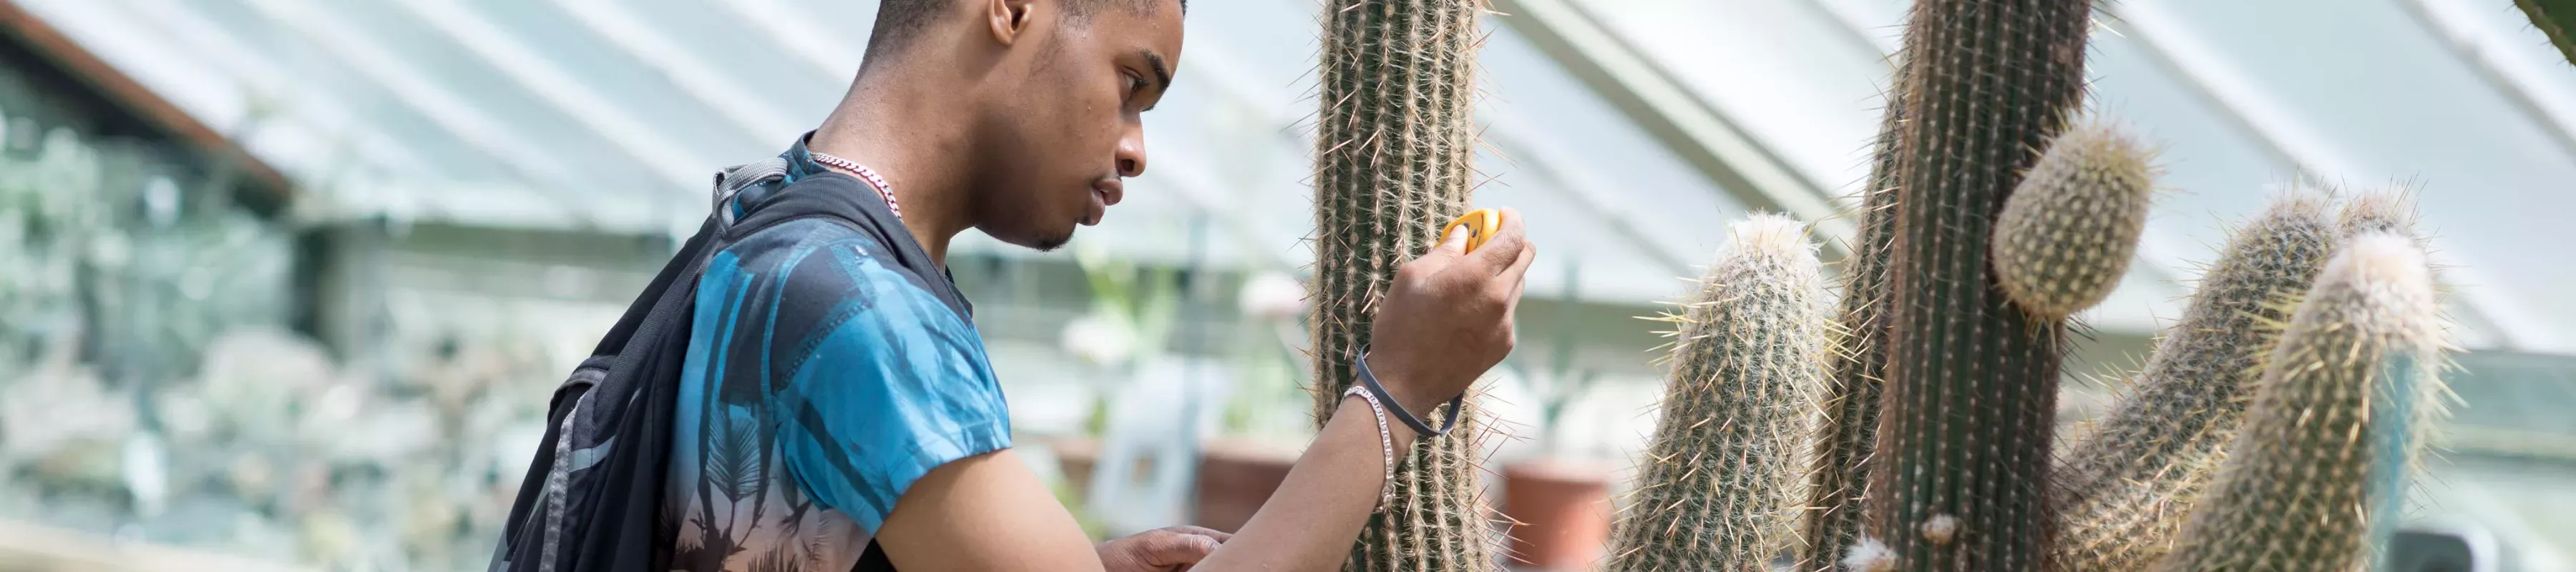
[1990,122,2157,319]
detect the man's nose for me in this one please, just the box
[1116,127,1148,178]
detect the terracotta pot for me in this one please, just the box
[1192,438,1302,533]
[1044,435,1101,495]
[1502,457,1614,571]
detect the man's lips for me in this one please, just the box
[1085,179,1126,226]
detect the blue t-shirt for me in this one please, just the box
[664,140,1010,571]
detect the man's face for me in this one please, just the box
[971,1,1184,251]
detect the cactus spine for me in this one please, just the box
[1307,0,1494,569]
[1795,66,1906,572]
[1859,0,2094,568]
[2155,232,2446,572]
[2049,189,2341,570]
[1991,122,2157,320]
[1605,214,1830,572]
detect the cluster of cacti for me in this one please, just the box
[1609,159,2449,572]
[2154,231,2444,571]
[1304,0,1497,569]
[1586,1,2454,571]
[1294,0,2454,570]
[2049,187,2341,569]
[1601,214,1829,572]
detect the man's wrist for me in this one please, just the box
[1360,351,1448,417]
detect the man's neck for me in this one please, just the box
[808,75,973,267]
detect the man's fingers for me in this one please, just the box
[1156,526,1233,543]
[1134,530,1224,567]
[1497,235,1537,286]
[1408,219,1473,270]
[1468,207,1529,277]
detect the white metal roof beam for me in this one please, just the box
[1488,0,1854,257]
[2396,0,2576,166]
[550,0,808,143]
[119,0,431,179]
[228,0,612,227]
[710,0,867,79]
[2107,1,2540,350]
[379,0,710,193]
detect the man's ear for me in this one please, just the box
[985,0,1040,47]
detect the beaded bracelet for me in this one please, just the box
[1342,385,1397,514]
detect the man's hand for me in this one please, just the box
[1098,526,1233,572]
[1363,207,1536,415]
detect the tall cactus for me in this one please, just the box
[2155,232,2446,572]
[2049,189,2341,570]
[1795,62,1907,572]
[1605,214,1830,572]
[1856,0,2094,569]
[1306,0,1495,569]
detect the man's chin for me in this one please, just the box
[1030,232,1072,252]
[1005,227,1075,253]
[981,218,1078,252]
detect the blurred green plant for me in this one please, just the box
[1065,244,1185,437]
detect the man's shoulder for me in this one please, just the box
[711,217,969,340]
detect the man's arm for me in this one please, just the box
[876,450,1104,571]
[879,209,1535,572]
[881,395,1419,572]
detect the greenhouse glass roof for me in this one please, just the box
[11,0,2572,351]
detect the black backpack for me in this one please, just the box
[489,164,901,572]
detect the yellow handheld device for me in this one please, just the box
[1440,208,1501,253]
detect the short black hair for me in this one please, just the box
[867,0,1185,59]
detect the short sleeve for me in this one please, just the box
[766,237,1013,535]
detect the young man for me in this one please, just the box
[665,0,1536,570]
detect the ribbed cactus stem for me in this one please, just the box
[2049,189,2341,570]
[1795,68,1905,571]
[1860,0,2093,569]
[1991,122,2157,319]
[2517,0,2576,66]
[2155,232,2446,572]
[1307,0,1493,569]
[1604,214,1830,572]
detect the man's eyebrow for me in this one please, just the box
[1141,49,1173,95]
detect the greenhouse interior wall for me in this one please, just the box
[1,0,2572,570]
